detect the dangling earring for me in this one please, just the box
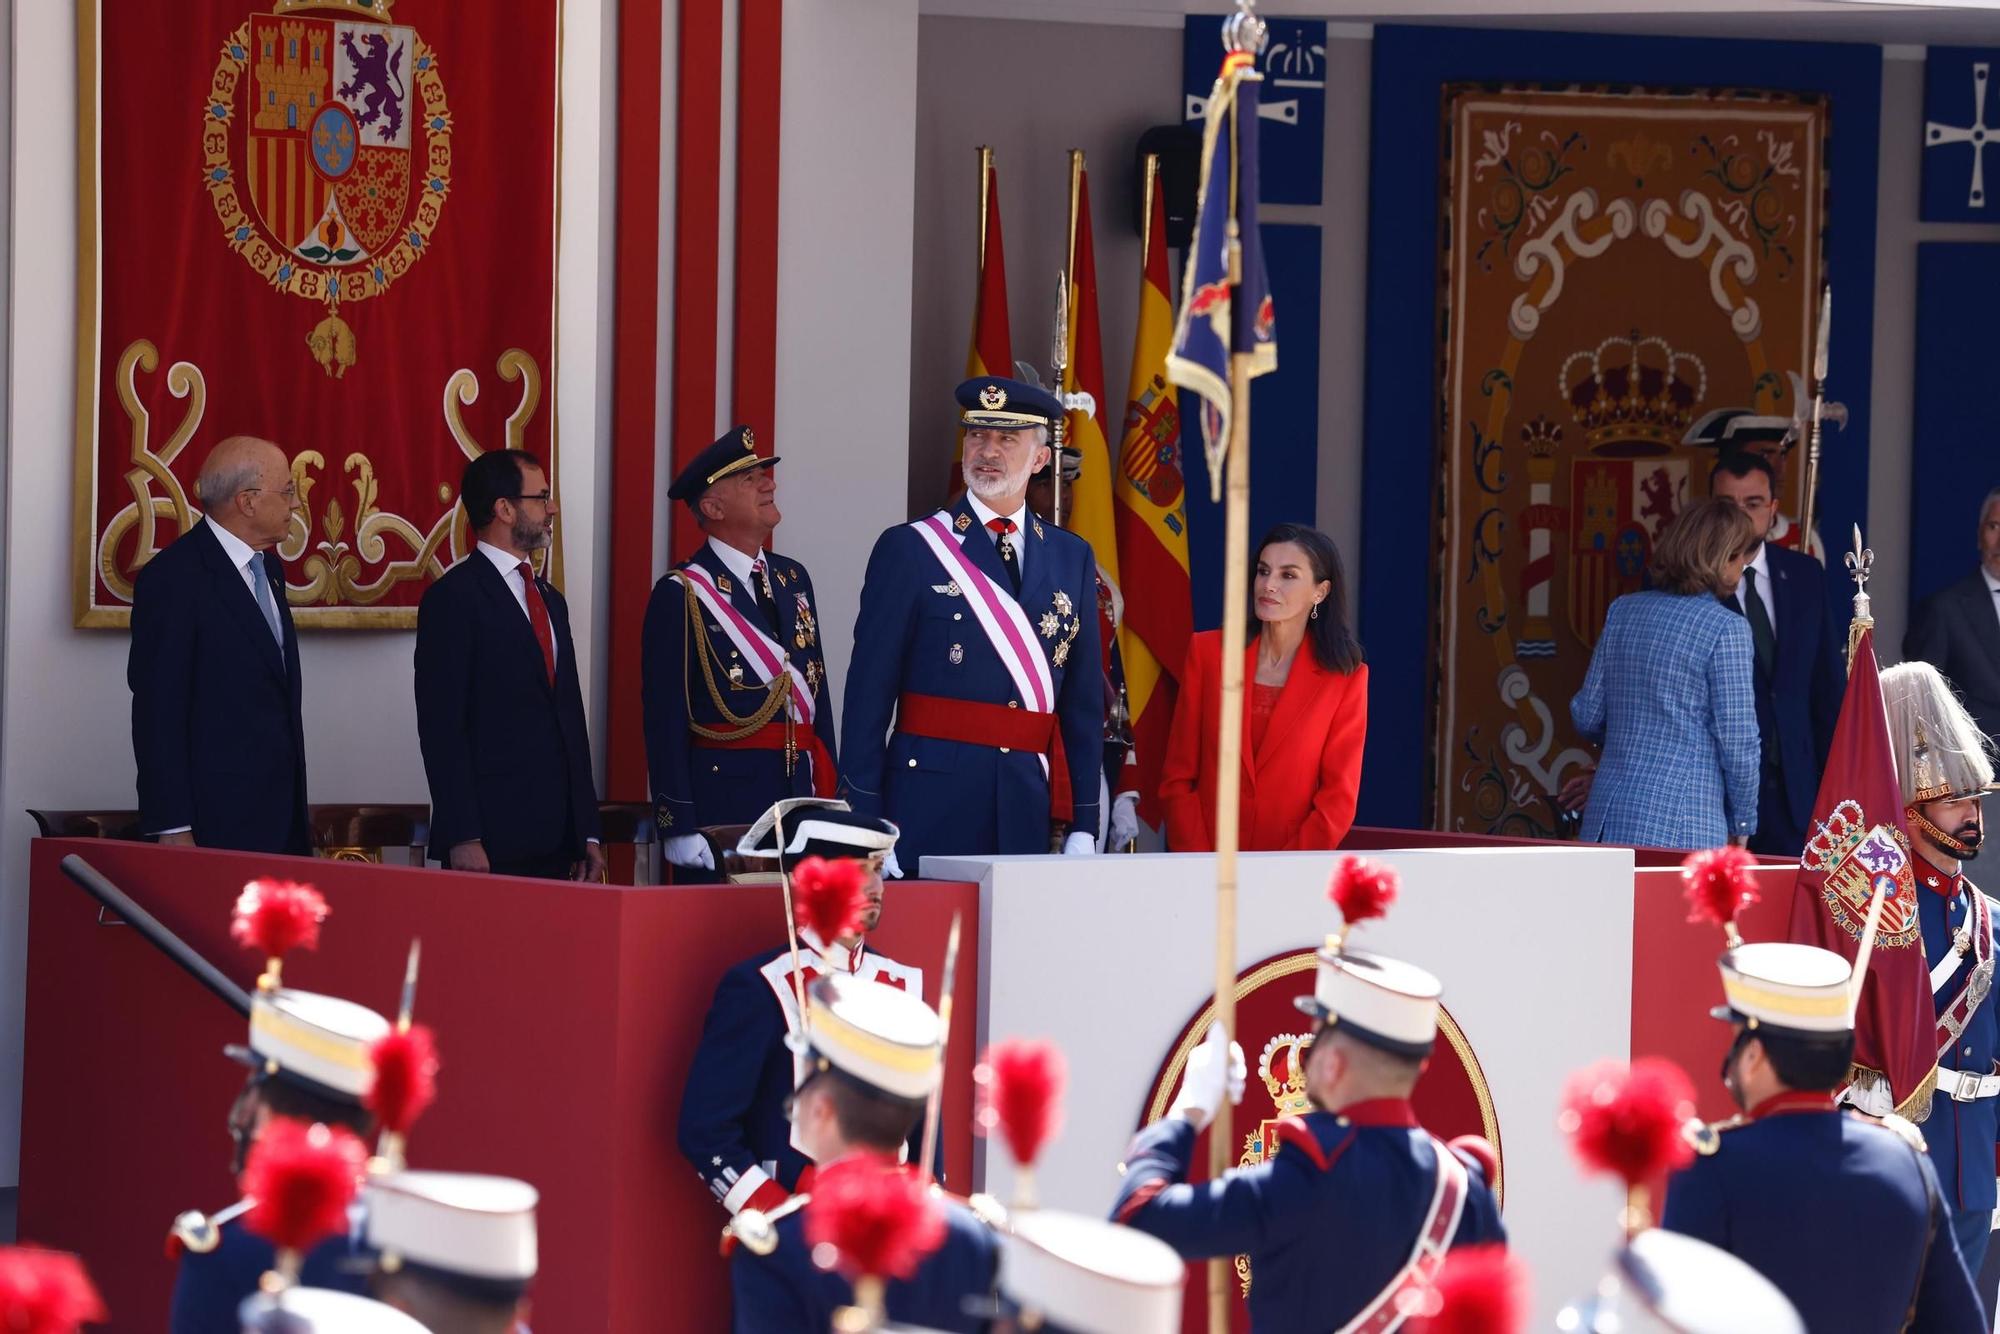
[1311,602,1321,620]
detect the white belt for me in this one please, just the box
[1935,1067,2000,1102]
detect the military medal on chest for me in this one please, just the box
[1040,589,1082,667]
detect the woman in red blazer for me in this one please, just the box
[1161,523,1367,851]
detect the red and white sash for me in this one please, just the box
[1935,884,1993,1056]
[1339,1138,1470,1333]
[910,510,1055,718]
[675,563,815,723]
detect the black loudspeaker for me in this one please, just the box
[1135,125,1201,249]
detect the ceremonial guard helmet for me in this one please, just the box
[1881,660,1997,811]
[1295,859,1442,1058]
[237,1287,431,1334]
[1558,1228,1804,1334]
[789,972,943,1103]
[366,1171,539,1303]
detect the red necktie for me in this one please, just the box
[517,561,556,684]
[986,517,1021,594]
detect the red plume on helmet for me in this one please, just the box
[1559,1057,1697,1234]
[0,1246,107,1333]
[793,856,869,946]
[1680,846,1761,948]
[1327,856,1398,951]
[975,1039,1066,1197]
[366,1024,440,1141]
[803,1154,946,1283]
[240,1118,368,1258]
[1406,1243,1529,1334]
[229,880,328,990]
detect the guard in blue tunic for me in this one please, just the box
[725,972,998,1332]
[841,378,1103,875]
[1659,934,1981,1331]
[678,804,923,1220]
[170,985,388,1333]
[643,427,838,876]
[1881,661,2000,1294]
[1110,917,1505,1332]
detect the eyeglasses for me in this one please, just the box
[508,490,554,505]
[242,484,299,501]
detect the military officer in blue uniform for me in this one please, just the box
[678,804,924,1220]
[1660,935,1981,1330]
[841,378,1103,875]
[643,427,838,875]
[726,972,998,1332]
[1109,921,1504,1332]
[171,986,388,1332]
[1882,660,2000,1296]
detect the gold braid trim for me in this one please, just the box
[681,577,789,741]
[1848,1061,1938,1125]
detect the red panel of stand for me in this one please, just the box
[20,840,977,1332]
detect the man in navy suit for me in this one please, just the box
[642,428,838,875]
[414,449,602,880]
[1710,452,1844,857]
[130,435,310,855]
[840,377,1103,876]
[1905,486,2000,747]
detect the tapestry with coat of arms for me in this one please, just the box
[1434,86,1827,835]
[75,0,560,627]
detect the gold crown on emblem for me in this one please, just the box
[1910,717,1953,803]
[274,0,396,20]
[1801,799,1868,874]
[979,384,1008,410]
[742,427,756,452]
[1257,1033,1313,1118]
[1560,332,1708,457]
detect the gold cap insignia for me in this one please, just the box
[742,427,756,451]
[979,384,1008,410]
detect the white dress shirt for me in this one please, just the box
[964,492,1029,581]
[1735,541,1777,645]
[706,536,767,591]
[476,541,559,669]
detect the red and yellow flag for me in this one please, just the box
[1064,154,1121,603]
[952,147,1013,491]
[1113,157,1194,823]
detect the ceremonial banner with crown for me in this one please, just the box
[74,0,560,627]
[1434,86,1827,835]
[1134,949,1498,1331]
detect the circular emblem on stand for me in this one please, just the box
[201,0,451,376]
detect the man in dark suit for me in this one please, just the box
[1710,452,1844,857]
[414,449,602,880]
[1905,486,2000,747]
[129,435,310,854]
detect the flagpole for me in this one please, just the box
[1800,284,1831,560]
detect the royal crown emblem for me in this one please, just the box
[1561,333,1708,457]
[1803,799,1920,947]
[202,0,450,376]
[979,384,1008,410]
[1256,1033,1314,1119]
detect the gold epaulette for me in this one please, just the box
[1851,1109,1930,1152]
[722,1192,811,1259]
[1682,1115,1746,1157]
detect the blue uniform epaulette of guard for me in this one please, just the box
[642,427,838,842]
[1109,907,1504,1333]
[172,1219,371,1334]
[727,1190,998,1334]
[839,377,1103,868]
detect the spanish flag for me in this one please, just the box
[953,147,1013,491]
[1064,153,1121,604]
[1114,156,1193,823]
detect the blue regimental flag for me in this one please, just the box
[1167,49,1278,500]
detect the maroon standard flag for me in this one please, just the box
[1787,629,1937,1117]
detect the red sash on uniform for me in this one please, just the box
[1339,1138,1470,1334]
[896,693,1073,821]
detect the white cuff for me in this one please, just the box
[722,1163,773,1215]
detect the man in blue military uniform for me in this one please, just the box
[643,427,838,876]
[842,377,1103,875]
[1110,919,1504,1331]
[1660,934,1981,1330]
[726,972,997,1332]
[170,986,387,1332]
[1881,660,2000,1298]
[678,803,922,1219]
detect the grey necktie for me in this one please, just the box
[249,552,284,649]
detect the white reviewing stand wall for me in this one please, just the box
[924,845,1640,1326]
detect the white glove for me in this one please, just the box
[664,833,715,870]
[1168,1021,1247,1131]
[1061,831,1096,856]
[1108,792,1141,850]
[882,848,905,880]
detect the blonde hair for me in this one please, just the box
[1649,497,1759,596]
